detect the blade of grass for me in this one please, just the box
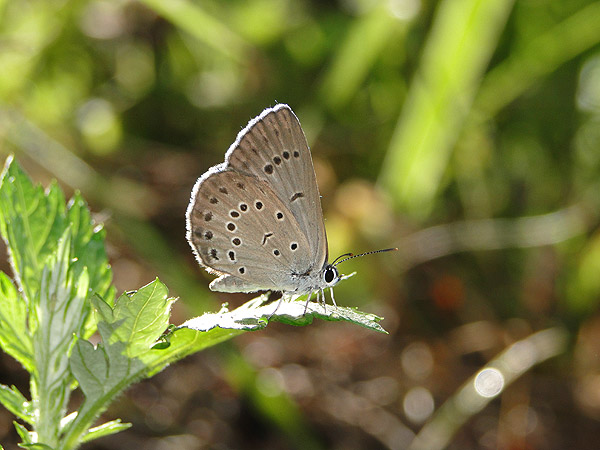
[408,327,567,450]
[140,0,249,62]
[319,4,403,110]
[379,0,514,218]
[475,1,600,119]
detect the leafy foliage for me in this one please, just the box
[0,157,116,447]
[0,157,386,449]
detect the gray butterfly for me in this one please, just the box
[186,104,392,308]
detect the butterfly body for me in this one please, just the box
[186,104,341,300]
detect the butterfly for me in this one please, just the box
[186,104,394,310]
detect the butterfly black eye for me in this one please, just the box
[324,266,337,284]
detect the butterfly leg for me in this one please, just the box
[268,294,285,319]
[320,288,327,313]
[303,291,313,315]
[329,288,338,307]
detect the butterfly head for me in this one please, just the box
[322,264,340,287]
[324,248,398,288]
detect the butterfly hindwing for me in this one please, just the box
[186,168,313,292]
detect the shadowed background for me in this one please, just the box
[1,0,600,448]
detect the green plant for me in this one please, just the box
[0,156,385,450]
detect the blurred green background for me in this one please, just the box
[2,0,600,448]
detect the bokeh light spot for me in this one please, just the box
[401,341,434,380]
[403,386,434,424]
[474,368,504,398]
[77,98,122,155]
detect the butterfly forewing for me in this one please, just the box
[187,169,313,292]
[225,105,328,271]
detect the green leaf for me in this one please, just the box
[140,294,386,378]
[69,314,149,406]
[143,325,246,377]
[31,229,94,444]
[13,421,33,445]
[81,419,132,443]
[65,334,145,448]
[66,192,115,307]
[14,422,56,449]
[182,294,388,334]
[0,156,114,318]
[273,302,388,334]
[0,384,33,424]
[93,279,176,358]
[34,229,90,351]
[19,444,55,450]
[0,272,33,372]
[64,279,174,447]
[0,157,116,446]
[0,157,66,304]
[181,300,268,332]
[69,279,175,397]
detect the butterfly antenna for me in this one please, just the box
[331,252,353,265]
[333,248,398,266]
